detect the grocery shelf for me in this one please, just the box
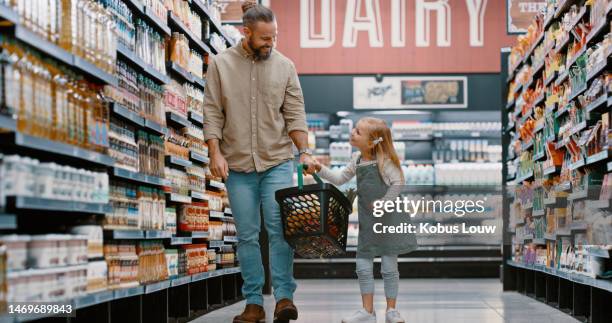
[170,275,192,287]
[568,83,587,103]
[507,260,612,293]
[207,40,224,55]
[171,236,192,245]
[111,102,145,127]
[144,119,169,136]
[109,229,145,239]
[568,157,585,171]
[12,24,70,64]
[521,139,534,151]
[142,6,171,36]
[3,10,120,86]
[166,111,190,128]
[0,4,18,24]
[393,134,433,141]
[587,57,611,83]
[568,121,587,137]
[585,245,611,258]
[145,230,173,239]
[166,155,193,168]
[191,0,232,46]
[544,72,557,86]
[7,196,111,214]
[0,114,16,131]
[117,43,171,84]
[72,56,118,87]
[167,193,192,204]
[190,190,207,200]
[193,75,206,89]
[107,229,175,240]
[555,137,570,149]
[533,151,546,161]
[532,60,545,78]
[209,210,225,219]
[585,94,608,113]
[400,185,501,195]
[112,167,168,186]
[189,111,204,125]
[432,132,501,140]
[74,290,115,310]
[167,11,212,55]
[566,46,587,74]
[207,180,226,191]
[208,240,225,248]
[224,236,238,243]
[190,151,209,164]
[71,268,243,313]
[555,70,569,86]
[586,17,609,45]
[145,280,171,294]
[516,171,534,183]
[586,150,609,166]
[166,61,195,84]
[184,231,209,239]
[0,213,17,229]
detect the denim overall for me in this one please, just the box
[356,159,418,259]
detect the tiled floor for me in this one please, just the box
[192,279,579,323]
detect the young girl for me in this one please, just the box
[309,117,417,323]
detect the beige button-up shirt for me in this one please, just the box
[203,42,308,173]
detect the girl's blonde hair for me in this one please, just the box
[358,117,405,182]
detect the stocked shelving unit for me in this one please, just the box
[502,1,612,322]
[299,111,504,278]
[0,1,241,322]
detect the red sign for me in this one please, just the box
[269,0,516,74]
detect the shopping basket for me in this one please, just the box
[275,164,352,258]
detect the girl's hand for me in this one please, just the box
[305,159,322,174]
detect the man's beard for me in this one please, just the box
[248,38,272,61]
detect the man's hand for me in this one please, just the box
[207,139,229,180]
[300,153,317,174]
[210,152,229,180]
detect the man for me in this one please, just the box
[203,2,313,323]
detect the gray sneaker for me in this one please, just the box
[385,309,405,323]
[341,309,377,323]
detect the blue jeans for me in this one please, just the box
[226,161,296,306]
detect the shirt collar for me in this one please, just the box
[236,39,256,59]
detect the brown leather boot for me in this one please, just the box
[233,304,265,323]
[274,299,298,322]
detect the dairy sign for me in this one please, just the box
[269,0,516,74]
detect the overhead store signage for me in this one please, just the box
[269,0,516,74]
[507,0,547,34]
[353,76,467,109]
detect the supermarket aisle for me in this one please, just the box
[193,279,579,323]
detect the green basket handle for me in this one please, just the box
[297,163,323,190]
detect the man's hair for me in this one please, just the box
[242,1,275,29]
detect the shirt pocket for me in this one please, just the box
[262,80,286,109]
